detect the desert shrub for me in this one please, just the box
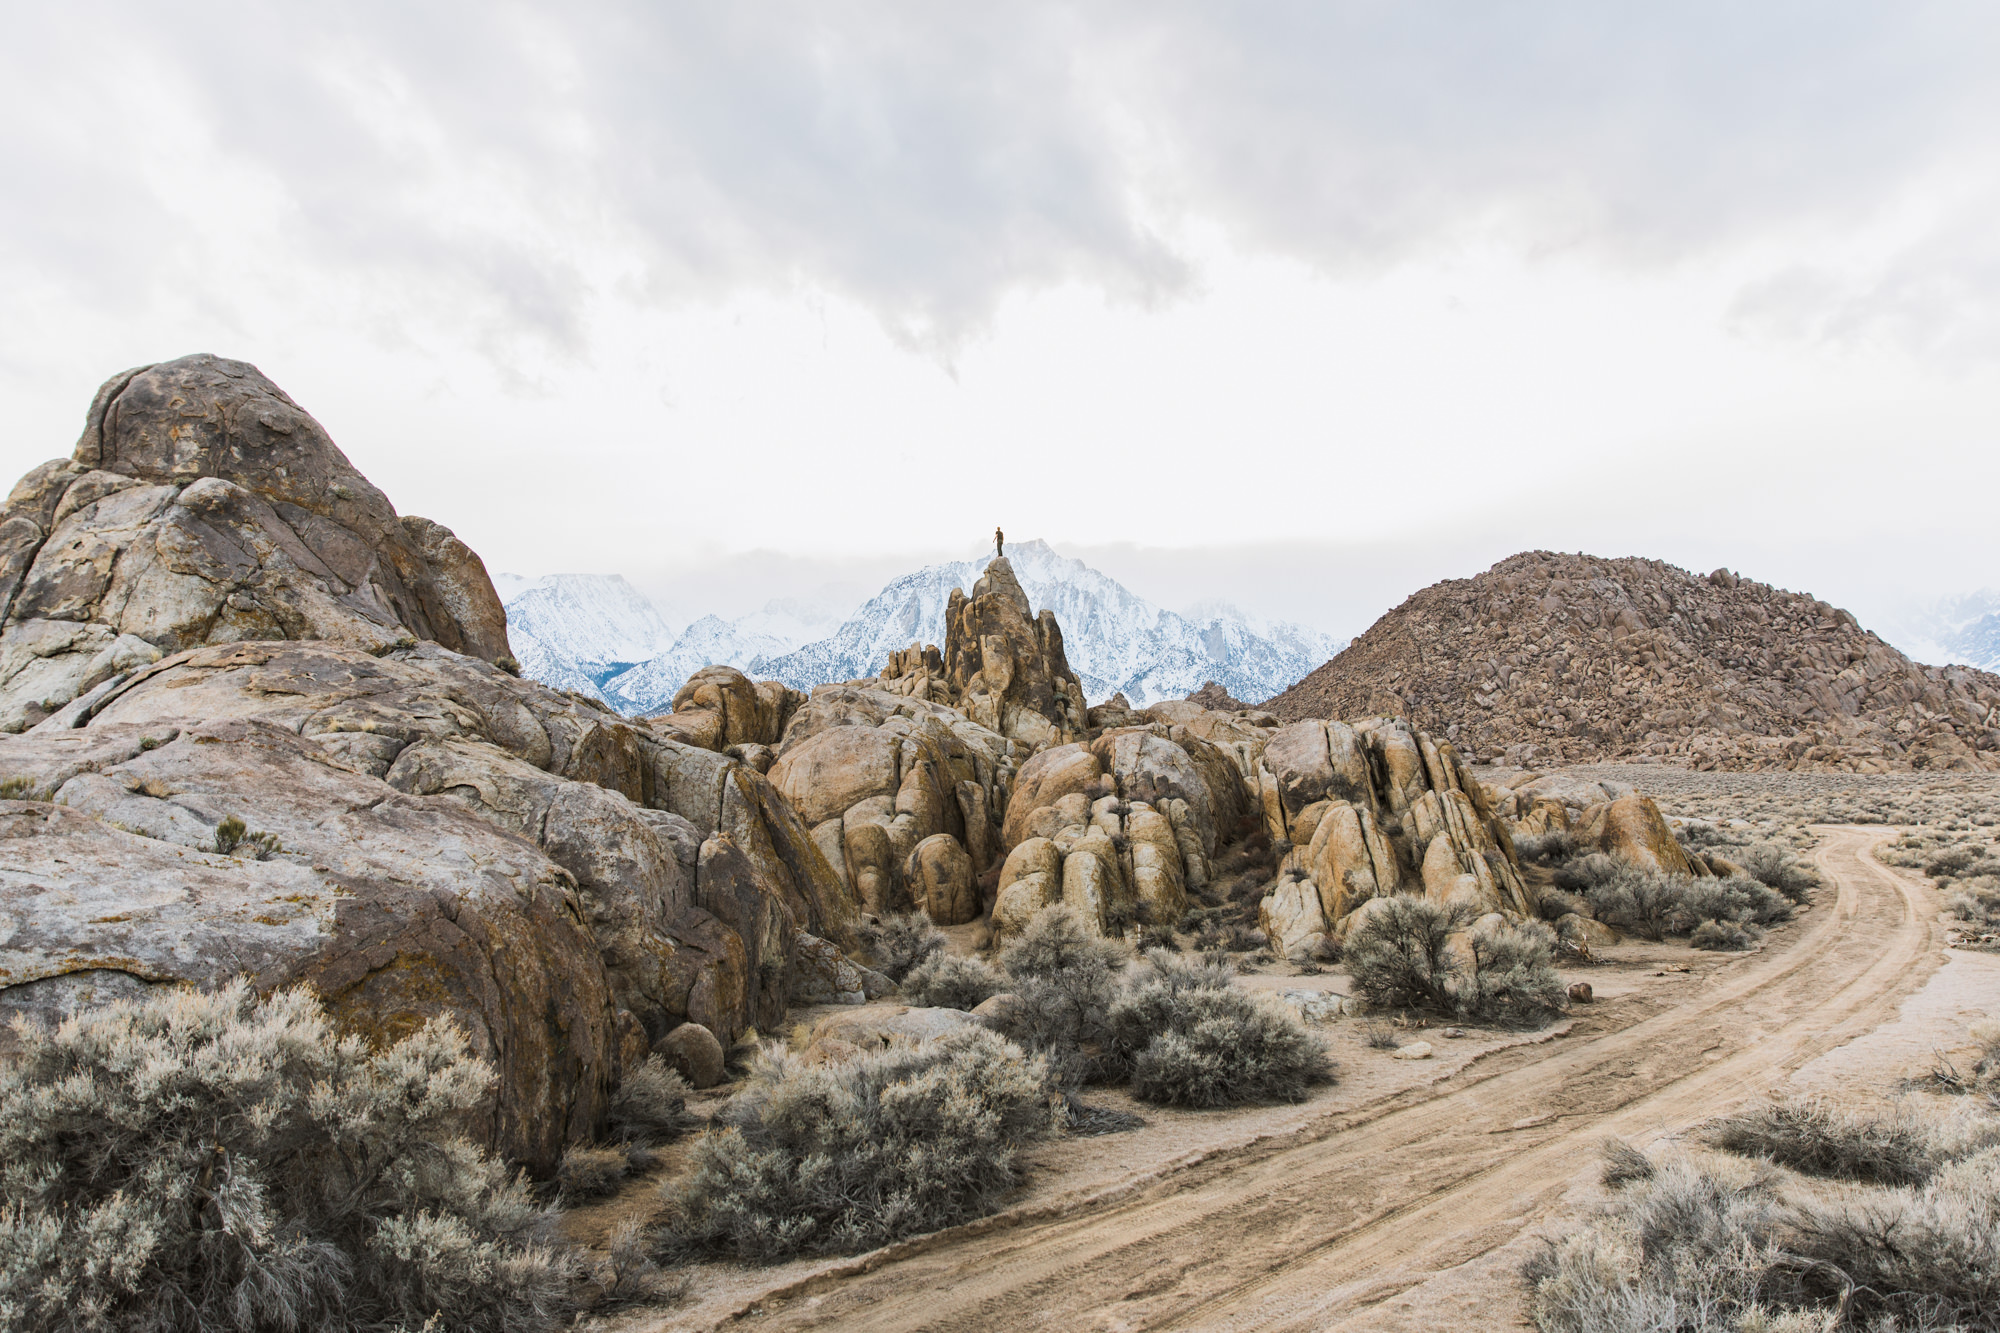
[0,981,576,1333]
[1343,895,1470,1012]
[1459,917,1568,1025]
[1598,1138,1656,1189]
[1524,1154,1815,1333]
[900,953,1004,1010]
[1126,987,1330,1108]
[657,1027,1055,1260]
[1584,867,1690,940]
[600,1054,690,1173]
[1701,1097,1996,1187]
[987,904,1128,1085]
[1362,1019,1401,1050]
[1514,829,1580,867]
[1672,820,1732,851]
[556,1146,631,1201]
[1785,1146,2000,1329]
[1975,1020,2000,1083]
[1103,950,1331,1107]
[860,911,946,982]
[1690,918,1756,951]
[1735,843,1820,903]
[1681,874,1793,928]
[1552,853,1624,895]
[1533,887,1589,923]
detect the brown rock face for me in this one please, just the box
[1186,681,1250,711]
[0,355,513,732]
[1250,716,1534,956]
[1263,551,2000,773]
[937,557,1088,750]
[0,358,879,1174]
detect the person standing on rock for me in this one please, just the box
[994,526,1005,559]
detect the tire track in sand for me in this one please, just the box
[712,826,1935,1332]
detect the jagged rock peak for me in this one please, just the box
[1263,550,2000,773]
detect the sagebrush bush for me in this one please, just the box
[0,981,575,1333]
[1460,916,1569,1024]
[1344,895,1566,1025]
[990,904,1128,1085]
[1532,1097,2000,1332]
[1514,829,1580,867]
[1690,918,1756,951]
[1108,951,1329,1107]
[1343,895,1468,1013]
[860,911,947,982]
[658,1027,1055,1259]
[900,952,1004,1010]
[1125,987,1330,1107]
[1701,1097,1997,1186]
[1735,843,1820,903]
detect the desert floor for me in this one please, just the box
[578,794,1997,1331]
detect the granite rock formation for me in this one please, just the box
[0,359,865,1172]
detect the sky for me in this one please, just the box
[4,3,1997,645]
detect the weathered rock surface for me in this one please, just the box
[0,355,512,733]
[1263,551,2000,773]
[0,718,616,1172]
[652,664,802,752]
[0,357,879,1174]
[914,556,1089,749]
[767,684,1014,921]
[1252,717,1534,957]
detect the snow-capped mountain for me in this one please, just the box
[498,543,1342,713]
[498,575,844,709]
[1873,589,2000,671]
[500,574,683,697]
[754,540,1343,706]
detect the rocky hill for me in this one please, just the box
[1263,551,2000,773]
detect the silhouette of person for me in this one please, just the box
[994,526,1005,559]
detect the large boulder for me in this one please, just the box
[766,684,1013,916]
[653,665,801,752]
[1256,716,1535,937]
[0,357,874,1177]
[1575,794,1710,878]
[0,355,511,732]
[0,718,616,1173]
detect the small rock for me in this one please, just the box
[654,1022,726,1089]
[1390,1041,1434,1060]
[1439,1026,1468,1038]
[1568,981,1594,1004]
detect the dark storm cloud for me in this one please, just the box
[7,2,1999,350]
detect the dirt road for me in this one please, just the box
[691,827,1936,1332]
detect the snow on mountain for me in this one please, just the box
[599,615,801,713]
[498,576,843,709]
[1872,589,2000,670]
[498,545,1340,712]
[754,540,1343,706]
[499,574,684,700]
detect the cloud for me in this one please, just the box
[8,3,2000,356]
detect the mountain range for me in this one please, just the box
[1871,589,2000,673]
[498,540,1342,714]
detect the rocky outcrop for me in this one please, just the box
[0,356,513,734]
[1186,681,1250,711]
[991,720,1256,939]
[767,685,1015,923]
[651,664,802,757]
[1251,717,1533,958]
[0,358,874,1174]
[933,557,1088,749]
[1263,551,2000,773]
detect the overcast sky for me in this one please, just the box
[4,3,1997,642]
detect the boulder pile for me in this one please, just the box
[0,357,865,1170]
[0,356,1745,1175]
[1264,551,2000,773]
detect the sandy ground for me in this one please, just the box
[583,825,1983,1332]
